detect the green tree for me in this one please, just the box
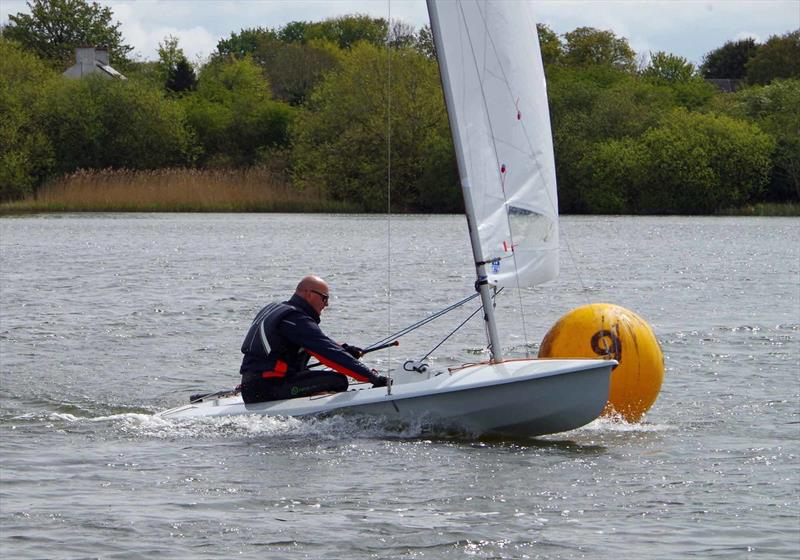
[185,56,293,166]
[700,38,758,79]
[253,37,341,105]
[577,109,774,214]
[307,15,388,49]
[642,51,695,82]
[546,64,642,211]
[275,15,388,49]
[746,30,800,85]
[0,37,55,200]
[562,27,636,72]
[213,16,395,104]
[668,78,717,111]
[537,23,562,67]
[157,36,183,80]
[291,43,457,211]
[214,27,341,104]
[3,0,132,68]
[548,52,774,215]
[216,27,277,58]
[278,20,309,44]
[388,20,416,49]
[578,138,642,214]
[158,36,196,93]
[641,51,715,110]
[724,79,800,201]
[632,110,773,213]
[38,76,195,173]
[167,58,197,94]
[415,25,436,59]
[117,60,162,88]
[588,77,675,139]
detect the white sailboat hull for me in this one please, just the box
[157,359,614,438]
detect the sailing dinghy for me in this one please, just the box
[157,0,614,437]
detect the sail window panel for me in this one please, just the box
[507,206,557,247]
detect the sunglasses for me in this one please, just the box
[310,289,329,303]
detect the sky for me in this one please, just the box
[2,0,798,66]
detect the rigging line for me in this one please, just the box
[386,0,392,392]
[460,2,531,356]
[563,223,606,358]
[365,292,481,350]
[561,220,592,304]
[420,287,504,362]
[423,304,484,361]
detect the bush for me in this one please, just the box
[633,110,774,213]
[579,139,642,214]
[38,75,196,173]
[746,31,800,85]
[291,43,456,212]
[0,38,56,201]
[184,56,293,166]
[722,80,800,201]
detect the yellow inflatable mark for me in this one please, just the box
[538,303,664,422]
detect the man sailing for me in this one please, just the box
[239,275,389,403]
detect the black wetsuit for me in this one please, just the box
[239,294,381,403]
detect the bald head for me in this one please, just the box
[295,275,330,314]
[296,275,327,294]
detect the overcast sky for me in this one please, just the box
[2,0,798,66]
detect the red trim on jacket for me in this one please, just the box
[307,350,372,383]
[261,360,288,379]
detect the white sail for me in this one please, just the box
[428,0,559,288]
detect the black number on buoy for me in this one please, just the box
[591,328,622,368]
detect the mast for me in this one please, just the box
[427,0,503,362]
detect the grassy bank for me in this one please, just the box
[0,167,360,214]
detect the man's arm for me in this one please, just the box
[280,315,380,384]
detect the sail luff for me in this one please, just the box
[427,0,504,361]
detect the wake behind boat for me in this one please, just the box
[158,358,613,437]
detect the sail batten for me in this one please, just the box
[428,0,560,289]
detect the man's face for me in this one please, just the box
[304,284,330,315]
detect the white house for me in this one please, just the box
[63,47,126,80]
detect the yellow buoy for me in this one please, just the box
[538,303,664,422]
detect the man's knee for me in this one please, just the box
[330,373,349,392]
[307,372,348,394]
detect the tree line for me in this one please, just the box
[2,0,798,213]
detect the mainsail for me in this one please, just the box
[428,0,559,289]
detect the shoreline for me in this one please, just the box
[2,203,798,217]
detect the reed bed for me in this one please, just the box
[0,167,359,214]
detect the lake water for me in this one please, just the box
[1,213,798,559]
